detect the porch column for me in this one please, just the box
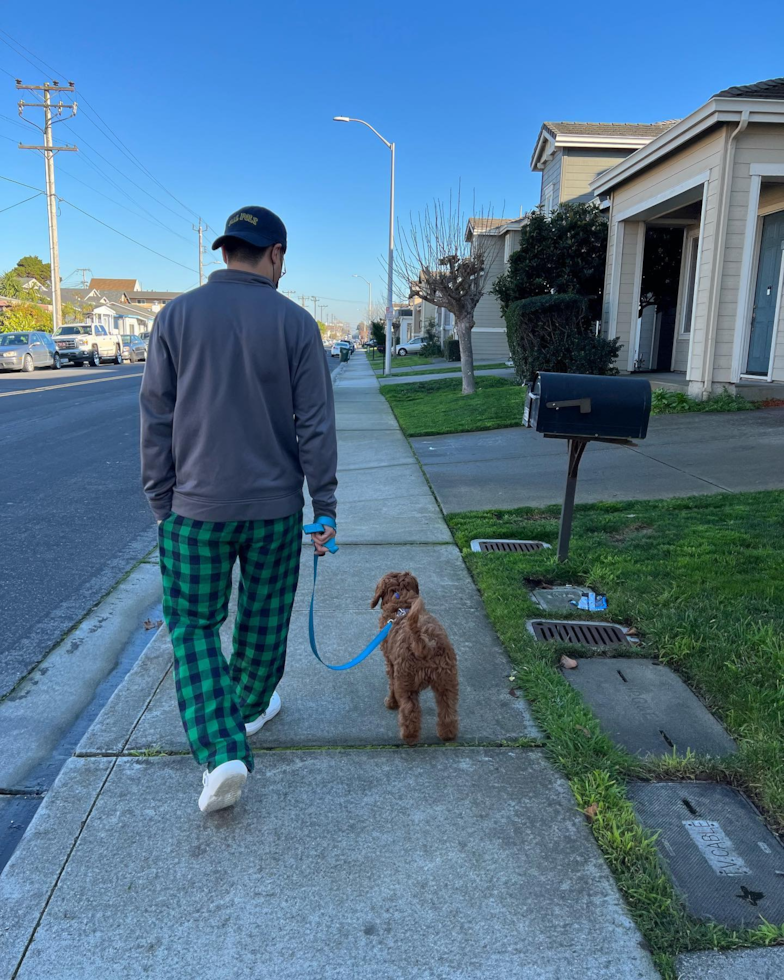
[607,219,645,371]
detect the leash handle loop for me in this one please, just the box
[303,516,339,554]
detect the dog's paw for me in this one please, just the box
[385,696,399,710]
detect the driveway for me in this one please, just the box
[410,408,784,513]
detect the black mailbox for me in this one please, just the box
[524,372,651,441]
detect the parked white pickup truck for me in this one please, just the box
[53,323,124,367]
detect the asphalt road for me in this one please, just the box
[0,352,340,698]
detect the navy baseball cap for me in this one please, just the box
[211,206,287,251]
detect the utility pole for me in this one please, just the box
[310,295,318,319]
[17,80,78,334]
[319,304,328,323]
[194,219,205,285]
[282,289,297,300]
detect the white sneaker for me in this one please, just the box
[198,760,248,813]
[245,690,281,736]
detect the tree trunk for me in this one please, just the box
[455,315,476,395]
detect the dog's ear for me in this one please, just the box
[400,572,420,595]
[371,577,387,608]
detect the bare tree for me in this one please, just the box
[396,195,500,395]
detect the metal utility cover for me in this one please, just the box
[531,586,585,611]
[628,781,784,927]
[564,659,736,757]
[470,539,551,554]
[529,620,629,647]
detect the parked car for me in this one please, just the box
[396,336,426,356]
[53,323,123,367]
[121,334,148,363]
[331,341,352,357]
[0,331,62,372]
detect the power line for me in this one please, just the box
[0,29,213,227]
[0,191,43,213]
[57,164,193,244]
[1,170,197,275]
[0,173,45,193]
[59,197,200,274]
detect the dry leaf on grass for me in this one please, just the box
[575,725,592,738]
[144,619,164,631]
[560,654,579,670]
[626,627,640,637]
[584,803,599,823]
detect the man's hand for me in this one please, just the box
[312,525,336,556]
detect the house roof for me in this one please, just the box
[126,290,181,301]
[542,121,678,139]
[105,302,155,318]
[591,78,784,197]
[89,278,139,292]
[713,77,784,100]
[531,120,679,170]
[468,218,509,233]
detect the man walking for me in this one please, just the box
[140,206,337,813]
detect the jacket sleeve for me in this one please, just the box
[139,316,177,521]
[292,317,338,521]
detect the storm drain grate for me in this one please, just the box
[471,539,550,553]
[530,620,630,647]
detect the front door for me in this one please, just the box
[746,211,784,376]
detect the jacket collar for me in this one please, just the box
[208,269,275,289]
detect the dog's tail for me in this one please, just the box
[406,596,424,629]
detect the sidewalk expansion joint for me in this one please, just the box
[85,739,547,759]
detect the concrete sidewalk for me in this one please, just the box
[411,407,784,513]
[0,352,658,980]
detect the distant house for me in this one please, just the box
[594,76,784,399]
[89,278,141,293]
[530,120,678,212]
[464,217,530,361]
[124,290,181,312]
[89,302,155,336]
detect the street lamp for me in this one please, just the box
[334,115,395,377]
[352,274,372,343]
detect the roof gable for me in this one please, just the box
[88,278,140,292]
[531,120,678,170]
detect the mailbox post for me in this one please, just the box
[523,372,652,562]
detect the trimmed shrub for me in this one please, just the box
[445,338,461,361]
[504,293,620,383]
[420,320,443,357]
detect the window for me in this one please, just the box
[544,184,555,216]
[95,325,107,336]
[681,235,700,335]
[504,234,513,263]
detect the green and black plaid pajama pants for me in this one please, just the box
[158,511,302,773]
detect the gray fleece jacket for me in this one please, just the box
[140,269,337,524]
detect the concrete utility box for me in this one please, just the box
[524,372,652,441]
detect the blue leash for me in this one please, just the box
[303,518,393,671]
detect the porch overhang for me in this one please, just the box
[591,97,784,196]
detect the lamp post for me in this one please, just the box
[334,116,394,376]
[352,274,372,343]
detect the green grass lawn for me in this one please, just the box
[380,376,524,436]
[448,491,784,977]
[382,361,510,379]
[370,354,433,372]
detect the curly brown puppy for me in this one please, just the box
[371,571,459,745]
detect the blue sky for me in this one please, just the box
[1,2,783,324]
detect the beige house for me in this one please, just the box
[465,121,677,361]
[465,217,526,360]
[530,120,677,212]
[594,77,784,398]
